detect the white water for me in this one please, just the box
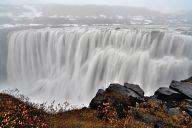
[6,27,192,104]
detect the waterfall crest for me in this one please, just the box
[7,27,192,104]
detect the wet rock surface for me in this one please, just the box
[170,81,192,99]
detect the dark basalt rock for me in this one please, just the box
[181,76,192,83]
[89,83,144,110]
[90,76,192,122]
[154,121,167,128]
[115,27,121,30]
[180,100,192,116]
[89,89,106,109]
[170,81,192,99]
[124,83,144,97]
[106,84,143,100]
[132,111,158,124]
[183,106,192,116]
[146,96,163,104]
[167,107,181,116]
[154,87,185,101]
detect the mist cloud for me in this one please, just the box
[0,0,192,12]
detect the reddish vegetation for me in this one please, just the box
[0,93,47,127]
[134,100,192,127]
[0,93,192,128]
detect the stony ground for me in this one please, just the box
[0,93,150,128]
[0,92,192,128]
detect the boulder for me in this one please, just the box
[132,111,158,124]
[146,96,163,104]
[154,121,167,128]
[105,84,143,100]
[183,106,192,116]
[180,100,192,116]
[124,83,144,97]
[154,87,185,101]
[89,83,144,110]
[181,76,192,83]
[170,81,192,99]
[89,89,106,109]
[167,107,181,116]
[133,111,168,128]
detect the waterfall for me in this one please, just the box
[6,27,192,104]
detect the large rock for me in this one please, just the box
[181,76,192,83]
[89,83,144,110]
[170,81,192,99]
[167,107,181,116]
[105,84,142,100]
[179,99,192,117]
[89,89,106,109]
[132,111,158,124]
[124,83,144,97]
[182,104,192,117]
[154,87,185,101]
[154,121,167,128]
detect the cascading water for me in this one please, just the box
[6,27,192,104]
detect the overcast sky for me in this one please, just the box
[1,0,192,13]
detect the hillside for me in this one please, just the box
[1,78,192,128]
[0,5,191,26]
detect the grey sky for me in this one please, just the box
[1,0,192,13]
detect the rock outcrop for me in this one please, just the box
[154,87,185,101]
[170,81,192,99]
[154,80,192,102]
[181,76,192,83]
[89,83,144,110]
[124,83,144,97]
[88,77,192,127]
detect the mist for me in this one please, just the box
[1,0,192,13]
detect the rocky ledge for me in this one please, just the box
[1,77,192,128]
[90,77,192,127]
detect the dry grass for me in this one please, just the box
[0,93,151,128]
[0,93,47,127]
[0,93,192,128]
[132,99,192,127]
